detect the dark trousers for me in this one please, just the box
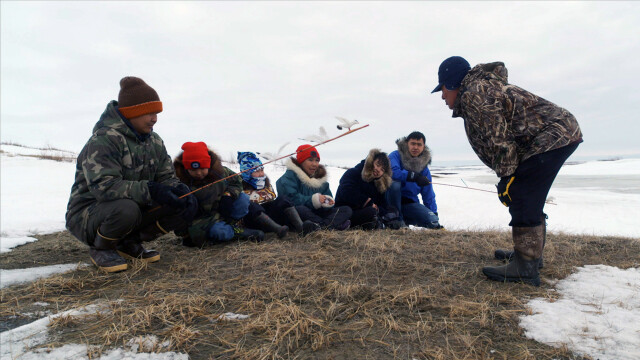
[76,199,188,246]
[508,143,579,227]
[245,197,294,228]
[350,206,378,228]
[295,205,353,229]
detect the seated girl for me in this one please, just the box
[237,152,321,237]
[174,142,263,246]
[335,149,401,229]
[276,144,352,230]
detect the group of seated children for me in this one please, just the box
[174,135,441,247]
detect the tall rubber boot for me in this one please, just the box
[283,206,320,236]
[117,235,160,263]
[255,213,289,239]
[90,231,127,273]
[482,224,544,286]
[230,221,265,242]
[494,215,546,268]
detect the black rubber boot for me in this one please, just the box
[495,215,546,268]
[90,231,127,273]
[117,236,160,263]
[255,213,289,239]
[483,224,544,286]
[482,251,541,286]
[232,224,265,242]
[284,206,320,236]
[302,220,321,235]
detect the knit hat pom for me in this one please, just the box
[296,144,320,163]
[118,76,163,119]
[182,142,211,170]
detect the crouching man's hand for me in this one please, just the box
[496,176,515,207]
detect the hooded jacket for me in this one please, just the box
[65,101,180,240]
[276,158,332,209]
[453,62,583,177]
[173,148,242,216]
[335,149,392,214]
[389,137,437,212]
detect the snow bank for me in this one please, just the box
[520,265,640,360]
[1,263,85,288]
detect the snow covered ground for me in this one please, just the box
[1,143,639,359]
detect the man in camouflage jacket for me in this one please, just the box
[65,77,198,273]
[432,56,583,286]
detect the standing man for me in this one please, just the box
[431,56,582,286]
[387,131,442,229]
[66,76,198,273]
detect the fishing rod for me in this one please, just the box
[149,124,370,211]
[430,181,557,205]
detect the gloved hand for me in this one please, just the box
[180,194,199,222]
[148,181,184,208]
[172,183,192,196]
[227,193,250,220]
[407,171,430,187]
[207,221,234,242]
[496,176,515,207]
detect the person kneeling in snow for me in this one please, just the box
[237,152,320,237]
[276,145,352,231]
[174,142,264,246]
[387,131,443,230]
[431,56,582,286]
[335,149,402,230]
[65,77,198,273]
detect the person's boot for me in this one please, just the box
[482,224,544,286]
[255,213,289,239]
[231,222,265,242]
[332,219,351,231]
[494,215,546,268]
[139,221,169,242]
[117,235,160,263]
[283,206,319,235]
[90,231,127,273]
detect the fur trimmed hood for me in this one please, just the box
[361,148,393,193]
[395,137,432,173]
[285,157,328,189]
[174,148,225,186]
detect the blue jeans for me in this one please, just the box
[386,181,440,228]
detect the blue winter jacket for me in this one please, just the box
[389,138,437,213]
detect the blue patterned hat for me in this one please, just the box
[237,151,263,184]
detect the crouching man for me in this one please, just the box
[65,76,198,272]
[431,56,582,286]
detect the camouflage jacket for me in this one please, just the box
[452,62,583,177]
[65,101,180,234]
[242,177,277,205]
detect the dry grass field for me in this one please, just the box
[1,228,639,359]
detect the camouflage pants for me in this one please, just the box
[70,199,188,246]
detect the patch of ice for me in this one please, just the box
[520,265,640,360]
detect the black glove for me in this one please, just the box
[172,183,192,196]
[496,176,515,207]
[148,181,184,208]
[407,171,430,187]
[180,193,199,222]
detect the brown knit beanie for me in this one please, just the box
[117,76,163,119]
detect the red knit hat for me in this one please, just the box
[118,76,163,119]
[296,144,320,163]
[181,142,211,170]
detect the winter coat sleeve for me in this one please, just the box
[336,167,369,209]
[81,135,152,205]
[222,167,243,198]
[276,171,314,208]
[389,151,408,183]
[152,136,181,187]
[462,90,519,177]
[419,167,437,213]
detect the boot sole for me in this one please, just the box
[482,269,540,286]
[91,258,127,273]
[117,251,161,263]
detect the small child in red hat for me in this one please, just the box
[275,144,352,230]
[174,141,264,246]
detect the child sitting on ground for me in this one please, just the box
[237,152,321,237]
[276,144,352,230]
[174,142,263,246]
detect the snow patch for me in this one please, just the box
[520,265,640,360]
[0,263,86,288]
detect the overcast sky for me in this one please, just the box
[2,1,639,168]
